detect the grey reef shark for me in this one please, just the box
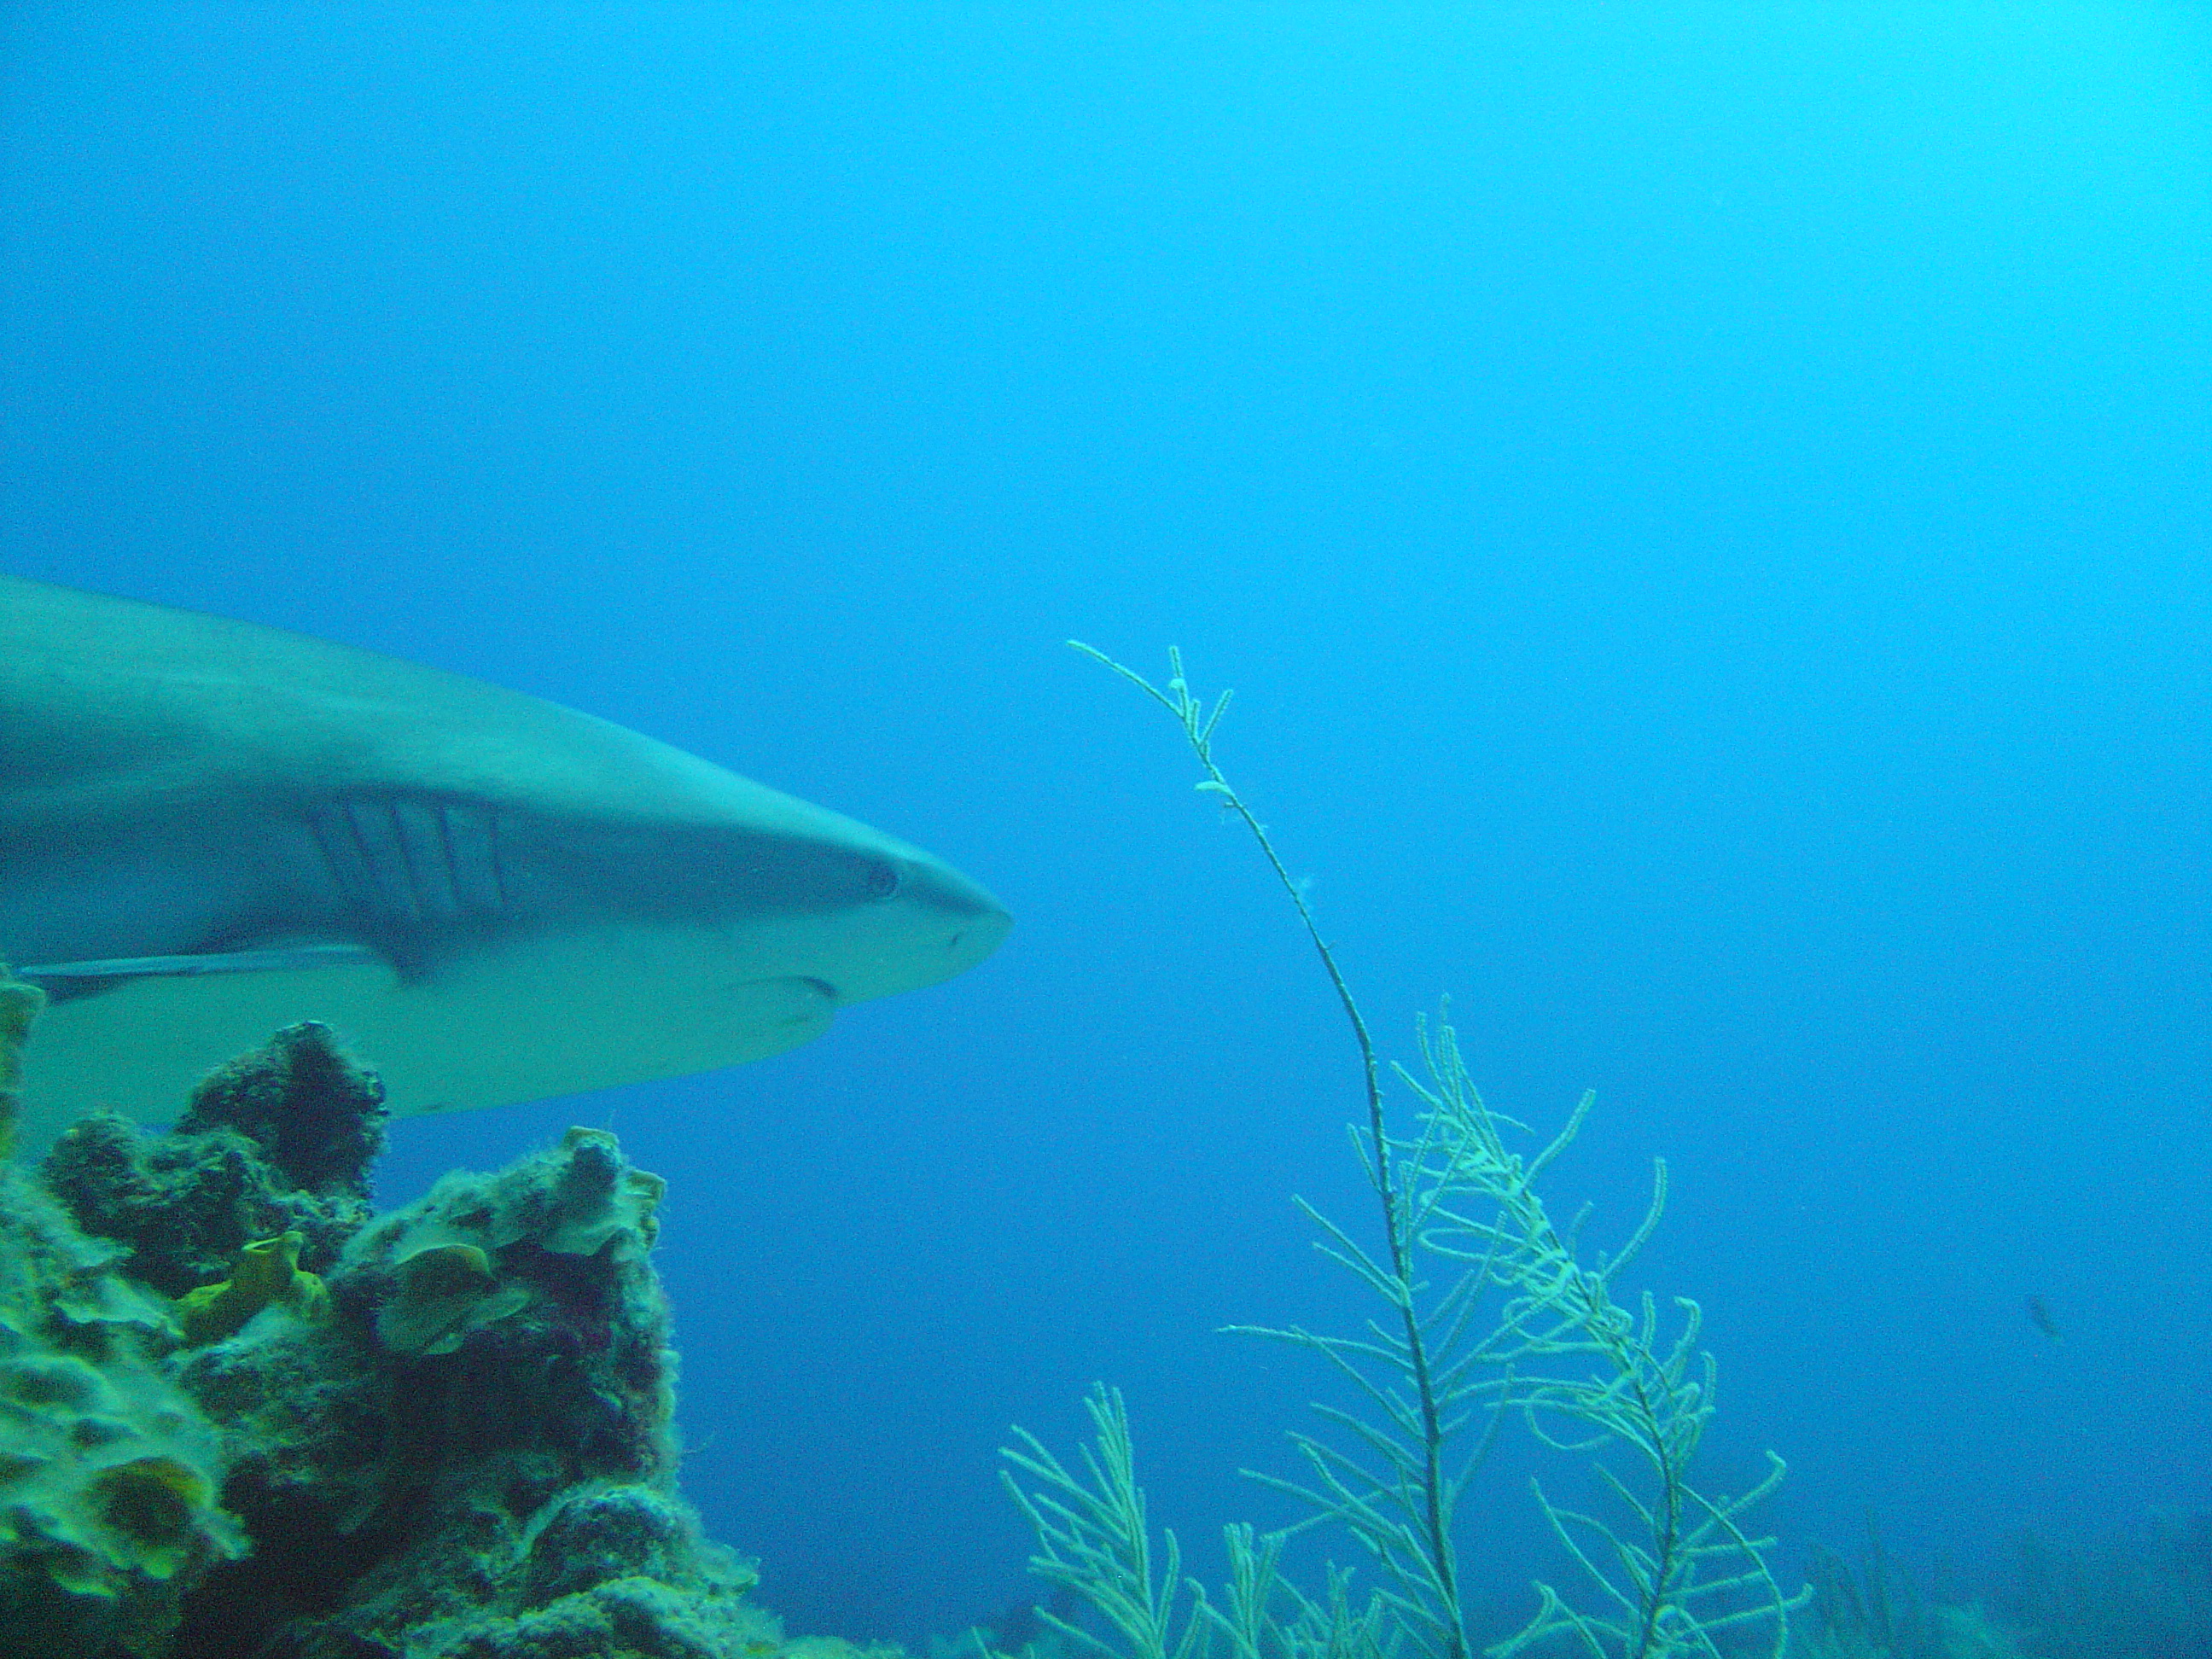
[0,574,1010,1150]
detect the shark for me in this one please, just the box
[0,574,1010,1149]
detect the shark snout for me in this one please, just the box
[940,899,1012,975]
[887,856,1011,990]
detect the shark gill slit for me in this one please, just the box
[308,795,509,969]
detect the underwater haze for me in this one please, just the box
[3,2,2208,1644]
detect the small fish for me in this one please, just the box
[2026,1294,2063,1343]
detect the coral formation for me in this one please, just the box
[177,1021,389,1202]
[176,1232,330,1348]
[0,986,788,1658]
[0,1163,244,1655]
[0,972,41,1157]
[1016,650,1804,1659]
[374,1242,526,1358]
[41,1021,384,1301]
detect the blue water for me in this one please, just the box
[4,3,2207,1644]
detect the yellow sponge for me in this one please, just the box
[178,1231,331,1348]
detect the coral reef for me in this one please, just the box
[40,1021,383,1301]
[0,974,42,1158]
[2002,1519,2212,1659]
[1798,1533,2024,1659]
[0,993,785,1658]
[0,1161,243,1655]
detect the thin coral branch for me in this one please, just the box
[1007,649,1805,1659]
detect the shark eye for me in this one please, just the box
[863,860,902,900]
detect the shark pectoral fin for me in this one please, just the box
[18,945,381,985]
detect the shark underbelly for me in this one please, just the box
[15,922,837,1150]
